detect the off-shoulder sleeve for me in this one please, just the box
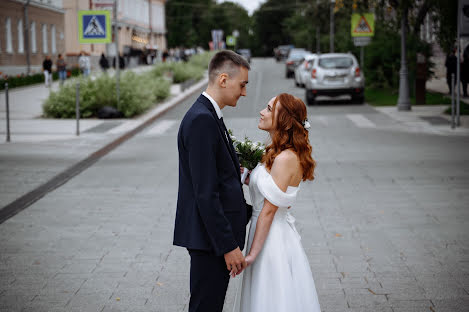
[257,172,297,207]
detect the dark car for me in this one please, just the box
[236,49,251,63]
[285,48,308,78]
[274,45,294,62]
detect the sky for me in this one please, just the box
[219,0,264,15]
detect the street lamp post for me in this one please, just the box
[316,0,320,53]
[330,0,335,53]
[397,6,411,111]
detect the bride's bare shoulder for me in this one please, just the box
[272,150,299,173]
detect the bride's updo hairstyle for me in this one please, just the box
[262,93,316,181]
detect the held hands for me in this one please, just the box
[228,253,256,278]
[224,247,247,278]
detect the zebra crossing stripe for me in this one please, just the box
[146,120,177,136]
[346,114,376,128]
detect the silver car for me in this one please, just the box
[304,53,365,105]
[294,53,317,88]
[285,48,308,78]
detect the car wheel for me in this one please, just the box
[305,89,315,106]
[352,96,365,104]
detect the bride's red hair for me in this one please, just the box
[262,93,316,181]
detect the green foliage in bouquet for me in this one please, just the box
[229,130,265,170]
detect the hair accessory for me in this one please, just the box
[302,119,311,130]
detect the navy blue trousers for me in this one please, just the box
[188,249,230,312]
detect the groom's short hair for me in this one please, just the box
[208,50,250,83]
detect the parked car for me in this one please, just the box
[294,53,317,87]
[285,48,308,78]
[274,45,294,62]
[304,53,365,105]
[236,49,251,63]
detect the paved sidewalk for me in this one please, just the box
[1,57,469,312]
[0,70,208,210]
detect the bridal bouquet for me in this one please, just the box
[229,130,265,183]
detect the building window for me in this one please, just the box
[31,22,37,53]
[6,17,13,53]
[18,19,24,53]
[51,25,56,54]
[42,24,48,53]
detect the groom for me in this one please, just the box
[174,50,251,312]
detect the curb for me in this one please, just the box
[0,77,208,224]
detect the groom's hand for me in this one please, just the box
[224,247,246,276]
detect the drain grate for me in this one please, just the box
[419,116,450,125]
[85,121,122,133]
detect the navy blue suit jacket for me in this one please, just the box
[173,94,250,256]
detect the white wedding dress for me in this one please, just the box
[233,164,321,312]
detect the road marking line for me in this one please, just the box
[146,120,177,136]
[346,114,376,128]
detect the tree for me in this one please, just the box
[251,0,297,56]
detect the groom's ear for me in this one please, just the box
[218,73,228,88]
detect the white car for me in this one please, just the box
[294,53,317,88]
[304,53,365,105]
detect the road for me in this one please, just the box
[1,58,469,312]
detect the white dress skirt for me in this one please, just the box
[233,164,321,312]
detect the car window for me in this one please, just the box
[318,57,353,69]
[289,51,307,60]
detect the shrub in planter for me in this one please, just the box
[43,71,170,118]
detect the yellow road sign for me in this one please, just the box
[351,13,374,37]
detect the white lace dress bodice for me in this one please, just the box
[233,164,321,312]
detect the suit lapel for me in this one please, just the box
[197,95,241,180]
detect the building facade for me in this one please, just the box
[0,0,65,76]
[64,0,167,68]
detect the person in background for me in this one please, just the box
[99,53,110,73]
[113,54,125,70]
[162,50,169,63]
[461,52,469,98]
[78,51,91,77]
[56,54,67,86]
[42,55,53,87]
[445,48,457,95]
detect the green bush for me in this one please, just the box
[150,51,212,84]
[188,51,215,69]
[151,62,204,83]
[43,71,170,118]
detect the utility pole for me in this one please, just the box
[330,0,335,53]
[316,0,320,53]
[397,5,411,111]
[24,0,31,75]
[114,0,120,109]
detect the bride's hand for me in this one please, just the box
[245,254,255,266]
[229,255,255,278]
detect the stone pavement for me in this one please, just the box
[0,67,208,209]
[0,58,469,312]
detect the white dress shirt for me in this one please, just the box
[202,91,223,119]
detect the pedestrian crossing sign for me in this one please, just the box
[351,13,374,37]
[78,10,111,43]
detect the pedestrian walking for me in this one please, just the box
[162,50,169,63]
[56,54,67,86]
[112,54,125,69]
[78,51,91,77]
[99,53,110,73]
[461,53,469,97]
[445,48,457,95]
[42,55,53,87]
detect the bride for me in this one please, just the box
[232,93,321,312]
